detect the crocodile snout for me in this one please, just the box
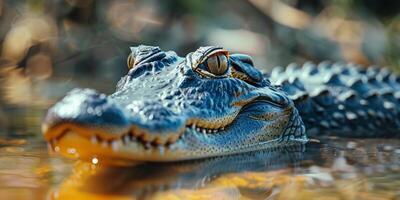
[42,88,186,146]
[42,88,131,136]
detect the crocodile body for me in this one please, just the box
[269,62,400,137]
[42,45,400,164]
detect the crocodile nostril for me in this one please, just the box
[43,88,131,136]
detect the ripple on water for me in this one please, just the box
[0,135,400,199]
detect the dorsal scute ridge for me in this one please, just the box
[302,62,318,76]
[323,73,343,85]
[285,63,301,75]
[288,77,306,90]
[266,61,400,137]
[337,90,358,102]
[270,66,284,81]
[317,61,333,70]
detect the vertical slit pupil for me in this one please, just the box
[216,55,221,71]
[204,53,228,76]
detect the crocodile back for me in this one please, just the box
[268,62,400,137]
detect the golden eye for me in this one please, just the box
[127,53,135,69]
[206,54,228,75]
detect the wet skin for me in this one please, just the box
[43,45,400,165]
[42,45,306,164]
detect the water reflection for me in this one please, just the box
[1,136,400,199]
[51,139,400,199]
[0,137,73,199]
[51,144,307,199]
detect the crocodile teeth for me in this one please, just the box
[188,123,228,134]
[158,145,165,155]
[145,142,152,149]
[90,135,98,144]
[111,140,121,151]
[122,135,130,144]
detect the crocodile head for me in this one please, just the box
[42,45,306,164]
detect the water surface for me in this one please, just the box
[1,133,400,200]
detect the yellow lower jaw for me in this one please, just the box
[51,131,140,166]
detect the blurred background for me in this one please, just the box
[0,0,399,133]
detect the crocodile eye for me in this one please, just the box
[127,53,135,69]
[206,54,228,75]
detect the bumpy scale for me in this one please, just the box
[41,45,399,164]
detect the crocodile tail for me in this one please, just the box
[268,61,400,137]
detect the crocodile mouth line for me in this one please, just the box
[45,116,237,154]
[44,96,290,157]
[46,121,233,152]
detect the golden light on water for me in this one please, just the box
[91,157,98,165]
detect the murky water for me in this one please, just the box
[1,133,400,200]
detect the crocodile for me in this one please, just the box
[42,45,400,164]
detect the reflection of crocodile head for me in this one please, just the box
[52,139,400,199]
[42,45,306,163]
[52,144,307,199]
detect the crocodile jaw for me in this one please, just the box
[45,105,306,165]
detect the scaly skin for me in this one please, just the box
[42,45,399,164]
[269,62,400,137]
[42,45,306,164]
